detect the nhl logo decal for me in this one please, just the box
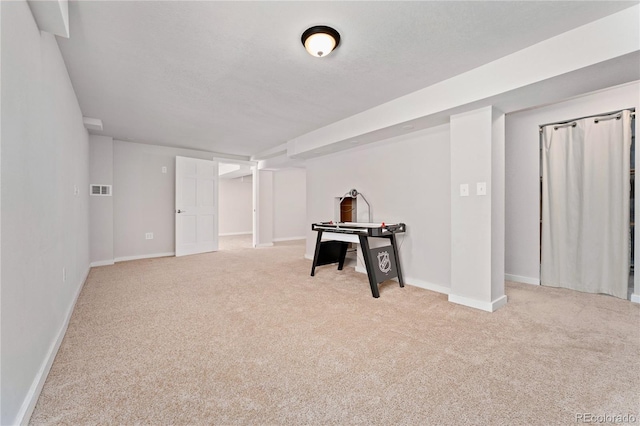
[377,251,391,274]
[369,246,398,283]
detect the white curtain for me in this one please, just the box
[541,110,632,299]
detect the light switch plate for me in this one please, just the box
[477,182,487,196]
[460,184,469,197]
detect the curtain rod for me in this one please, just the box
[538,108,636,133]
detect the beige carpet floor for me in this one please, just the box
[218,234,254,251]
[30,238,640,425]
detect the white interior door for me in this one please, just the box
[175,156,218,257]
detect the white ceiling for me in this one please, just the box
[57,1,637,159]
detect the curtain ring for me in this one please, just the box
[554,122,577,131]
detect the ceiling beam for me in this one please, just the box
[27,0,69,38]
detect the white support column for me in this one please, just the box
[633,113,640,304]
[256,170,274,247]
[449,106,507,312]
[491,111,506,307]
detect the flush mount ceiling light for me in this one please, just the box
[301,25,340,57]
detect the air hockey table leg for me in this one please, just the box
[337,242,348,270]
[358,235,380,298]
[390,233,404,288]
[310,230,323,277]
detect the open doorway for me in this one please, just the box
[218,162,255,251]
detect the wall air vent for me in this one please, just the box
[90,184,112,196]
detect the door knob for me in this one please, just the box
[176,209,186,213]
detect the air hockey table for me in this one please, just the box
[310,221,406,298]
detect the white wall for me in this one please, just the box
[219,176,252,236]
[112,140,214,260]
[89,135,114,264]
[273,168,306,241]
[1,1,90,424]
[505,82,640,284]
[305,125,451,293]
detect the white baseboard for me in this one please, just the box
[255,243,274,248]
[366,271,450,296]
[219,231,252,236]
[114,252,175,263]
[631,293,640,304]
[16,265,90,426]
[273,236,306,242]
[403,276,450,295]
[505,274,540,285]
[90,259,114,267]
[448,293,508,312]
